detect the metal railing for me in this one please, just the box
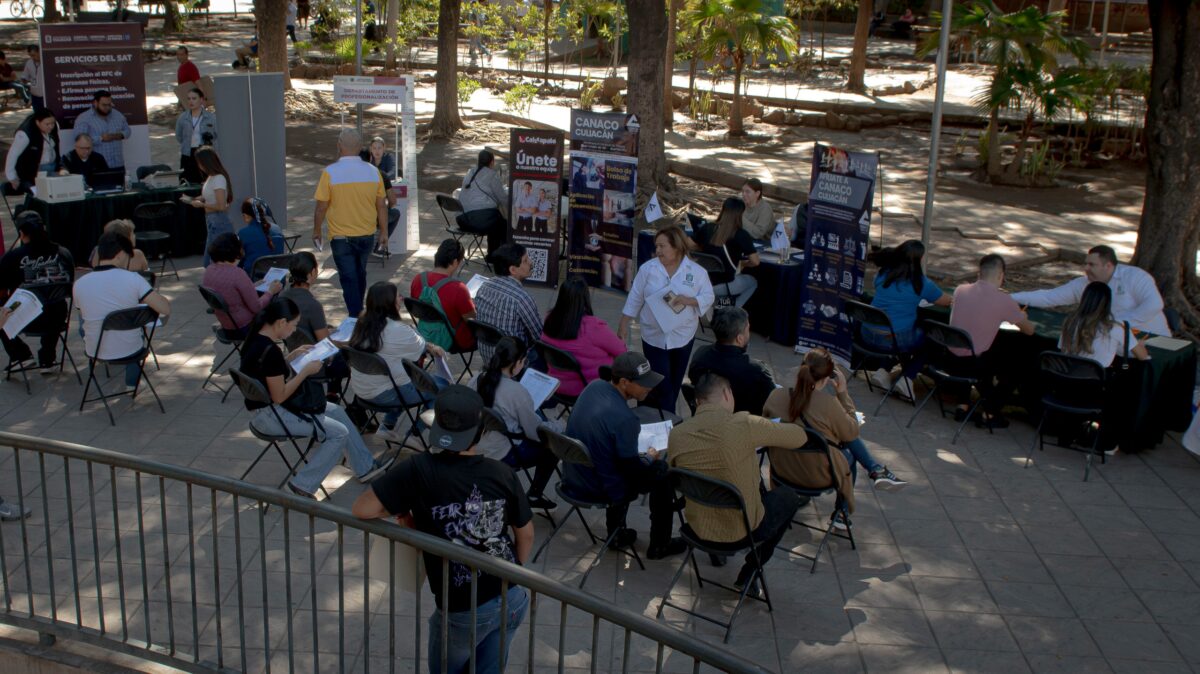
[0,432,771,674]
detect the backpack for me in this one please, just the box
[416,272,459,350]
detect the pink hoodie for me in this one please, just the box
[539,314,627,397]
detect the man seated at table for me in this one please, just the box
[410,238,476,352]
[0,212,73,371]
[688,307,776,415]
[1011,245,1170,336]
[61,133,109,181]
[667,372,803,595]
[72,90,130,174]
[949,254,1034,429]
[562,352,686,560]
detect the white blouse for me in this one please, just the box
[622,256,715,350]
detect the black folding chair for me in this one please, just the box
[769,427,856,573]
[467,318,504,358]
[3,282,82,393]
[533,339,586,418]
[228,369,330,499]
[135,164,173,181]
[436,194,485,269]
[251,253,296,284]
[198,286,246,402]
[530,427,645,588]
[402,296,474,380]
[907,320,990,443]
[480,406,556,524]
[1025,351,1109,481]
[132,201,178,281]
[690,251,727,339]
[342,348,430,454]
[680,382,698,416]
[656,468,774,643]
[844,299,916,414]
[78,305,164,426]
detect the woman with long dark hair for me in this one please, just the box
[237,197,285,273]
[186,146,235,267]
[540,275,626,397]
[1060,281,1149,368]
[456,148,508,256]
[470,336,561,509]
[865,239,952,387]
[4,109,61,194]
[347,281,448,443]
[693,197,760,307]
[239,297,389,498]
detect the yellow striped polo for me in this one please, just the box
[314,155,385,238]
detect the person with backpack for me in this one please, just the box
[409,238,477,352]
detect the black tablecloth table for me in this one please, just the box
[28,184,205,265]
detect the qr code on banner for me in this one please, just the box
[527,248,549,283]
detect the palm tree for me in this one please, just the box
[918,0,1089,182]
[684,0,798,136]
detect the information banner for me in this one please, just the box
[508,128,564,286]
[40,23,150,172]
[566,110,639,292]
[795,144,879,365]
[333,75,407,105]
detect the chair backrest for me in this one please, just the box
[480,406,523,444]
[229,368,271,406]
[680,382,698,415]
[284,325,316,352]
[132,201,176,231]
[402,358,441,397]
[922,320,976,356]
[668,467,747,512]
[136,164,173,181]
[534,340,585,381]
[536,427,593,467]
[341,347,393,378]
[467,318,505,352]
[99,305,158,333]
[251,253,295,283]
[690,251,725,279]
[22,280,71,306]
[138,270,157,288]
[843,299,894,332]
[402,296,448,326]
[436,193,464,214]
[198,285,234,325]
[1039,351,1107,406]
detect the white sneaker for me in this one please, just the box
[0,500,32,521]
[869,368,892,390]
[375,425,407,445]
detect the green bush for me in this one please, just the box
[579,78,601,111]
[503,83,539,117]
[334,36,357,64]
[458,78,481,105]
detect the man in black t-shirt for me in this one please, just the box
[0,212,75,370]
[353,385,532,674]
[688,307,776,415]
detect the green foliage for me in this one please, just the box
[294,40,313,52]
[1021,138,1064,181]
[610,92,624,111]
[579,78,601,111]
[458,78,481,105]
[310,0,346,44]
[333,36,358,64]
[503,83,539,117]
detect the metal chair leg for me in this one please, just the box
[905,384,938,428]
[1024,411,1047,468]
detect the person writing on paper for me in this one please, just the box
[410,238,477,352]
[185,147,236,267]
[475,243,542,364]
[61,133,109,182]
[457,149,508,257]
[1059,282,1149,369]
[237,198,285,274]
[5,109,64,196]
[540,276,627,398]
[562,352,686,560]
[352,386,532,674]
[688,307,776,415]
[201,233,281,339]
[619,225,715,414]
[866,239,952,390]
[739,178,776,241]
[668,373,804,596]
[692,197,760,308]
[280,252,330,342]
[0,212,74,371]
[347,282,449,444]
[74,233,171,391]
[471,337,562,510]
[240,298,390,499]
[1012,245,1170,336]
[765,347,907,529]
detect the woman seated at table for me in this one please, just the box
[1060,282,1149,368]
[866,239,952,388]
[471,336,562,510]
[540,275,627,397]
[201,232,282,339]
[693,197,760,308]
[456,149,508,258]
[88,219,149,272]
[347,281,449,444]
[360,136,396,181]
[237,197,285,274]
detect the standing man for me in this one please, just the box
[313,129,387,317]
[175,45,201,86]
[20,45,43,113]
[61,134,110,181]
[72,90,131,174]
[512,181,537,233]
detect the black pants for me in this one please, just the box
[734,488,801,586]
[180,153,203,185]
[457,209,508,258]
[604,462,676,548]
[0,301,68,366]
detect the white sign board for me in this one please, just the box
[333,76,408,105]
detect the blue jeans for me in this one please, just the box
[331,235,374,317]
[365,374,447,428]
[203,211,235,267]
[250,402,376,495]
[642,338,694,414]
[840,437,883,484]
[428,585,528,674]
[716,273,758,308]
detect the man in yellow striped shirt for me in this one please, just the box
[313,129,387,316]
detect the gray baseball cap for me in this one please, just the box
[610,352,664,389]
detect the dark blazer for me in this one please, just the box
[13,113,62,183]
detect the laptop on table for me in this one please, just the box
[87,170,125,194]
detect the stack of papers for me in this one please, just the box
[465,274,487,298]
[2,289,44,339]
[519,369,560,408]
[638,420,673,455]
[329,318,357,342]
[434,355,455,383]
[288,338,339,374]
[1146,335,1191,352]
[255,267,288,293]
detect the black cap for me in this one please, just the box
[610,352,664,388]
[428,385,484,453]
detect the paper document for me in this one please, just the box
[637,420,673,455]
[2,289,44,338]
[465,274,487,298]
[288,338,338,374]
[999,321,1020,332]
[645,285,691,333]
[434,355,454,383]
[519,369,560,409]
[1146,335,1191,352]
[855,411,867,427]
[255,267,288,293]
[329,318,357,343]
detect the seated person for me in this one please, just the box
[409,238,476,352]
[0,212,74,370]
[540,276,626,398]
[562,352,686,560]
[234,35,259,68]
[1012,244,1170,336]
[280,251,330,342]
[668,373,804,594]
[892,8,916,38]
[87,219,149,272]
[347,282,448,444]
[688,307,775,415]
[240,297,390,499]
[866,239,952,388]
[949,254,1035,428]
[61,133,109,181]
[474,243,541,364]
[201,233,282,338]
[693,197,760,308]
[471,337,562,510]
[739,177,775,241]
[237,197,286,274]
[1059,281,1149,369]
[456,149,508,257]
[73,233,171,390]
[0,51,30,105]
[361,137,399,257]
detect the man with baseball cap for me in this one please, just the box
[353,385,532,673]
[0,211,74,371]
[561,351,687,560]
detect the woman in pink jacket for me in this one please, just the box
[540,275,627,397]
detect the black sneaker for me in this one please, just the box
[526,494,557,510]
[371,248,388,259]
[286,482,316,500]
[869,466,907,492]
[734,577,766,601]
[38,361,59,375]
[609,527,637,549]
[647,538,688,560]
[975,414,1010,430]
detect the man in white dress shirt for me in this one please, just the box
[1011,245,1170,335]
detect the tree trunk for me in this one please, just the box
[162,0,185,34]
[662,0,681,128]
[626,0,673,196]
[729,55,745,136]
[257,0,294,90]
[1131,0,1200,336]
[985,108,1001,180]
[544,0,553,76]
[847,0,872,92]
[431,0,465,138]
[385,0,400,68]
